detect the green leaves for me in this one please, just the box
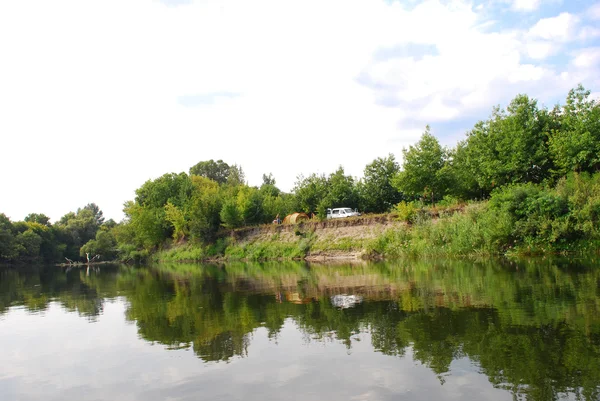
[360,154,402,213]
[394,126,450,205]
[189,159,231,184]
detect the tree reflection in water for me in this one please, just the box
[1,257,599,400]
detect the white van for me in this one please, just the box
[326,207,361,219]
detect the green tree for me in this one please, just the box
[293,173,328,214]
[445,140,481,199]
[260,173,280,197]
[189,159,231,184]
[24,213,51,226]
[0,214,18,262]
[220,198,243,229]
[80,229,117,260]
[319,166,359,217]
[359,154,402,213]
[15,229,42,259]
[82,203,105,226]
[548,85,600,175]
[393,126,450,205]
[226,164,246,187]
[164,202,188,241]
[188,176,223,241]
[55,207,104,260]
[135,173,191,209]
[122,201,167,251]
[462,95,550,195]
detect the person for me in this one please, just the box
[273,214,281,224]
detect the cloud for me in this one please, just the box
[578,26,600,41]
[588,2,600,20]
[159,0,193,6]
[373,43,439,62]
[511,0,541,12]
[178,92,240,107]
[528,12,579,42]
[0,0,598,221]
[572,47,600,69]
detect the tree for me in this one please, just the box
[82,203,105,226]
[55,207,104,259]
[135,173,191,209]
[189,159,231,184]
[445,141,480,199]
[122,201,167,250]
[164,202,187,241]
[131,172,193,244]
[80,229,117,260]
[319,166,359,217]
[188,175,222,241]
[359,154,402,213]
[461,95,550,195]
[220,199,243,229]
[293,173,328,214]
[262,173,276,186]
[226,164,246,187]
[0,214,18,262]
[393,126,450,205]
[15,229,42,259]
[24,213,51,226]
[260,173,280,197]
[548,85,600,175]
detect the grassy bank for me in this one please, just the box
[154,173,600,262]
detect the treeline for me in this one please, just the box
[1,85,598,263]
[115,85,599,259]
[0,204,117,264]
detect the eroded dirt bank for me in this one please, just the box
[224,215,405,260]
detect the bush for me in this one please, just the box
[395,201,417,223]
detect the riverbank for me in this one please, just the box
[154,213,404,262]
[154,176,600,263]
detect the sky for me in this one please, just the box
[1,0,599,223]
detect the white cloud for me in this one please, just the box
[578,26,600,41]
[572,47,600,68]
[524,41,557,59]
[0,0,597,222]
[511,0,541,12]
[528,12,579,42]
[507,64,547,83]
[588,2,600,20]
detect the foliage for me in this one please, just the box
[459,95,551,195]
[293,173,329,214]
[359,154,402,213]
[24,213,51,226]
[394,126,451,204]
[548,85,600,175]
[394,201,417,223]
[321,166,359,215]
[80,229,117,260]
[189,159,231,184]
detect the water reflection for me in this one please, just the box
[1,258,599,400]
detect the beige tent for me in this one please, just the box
[282,212,310,224]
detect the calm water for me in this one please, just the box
[1,258,599,401]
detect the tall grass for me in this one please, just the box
[366,172,600,257]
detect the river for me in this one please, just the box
[1,258,599,400]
